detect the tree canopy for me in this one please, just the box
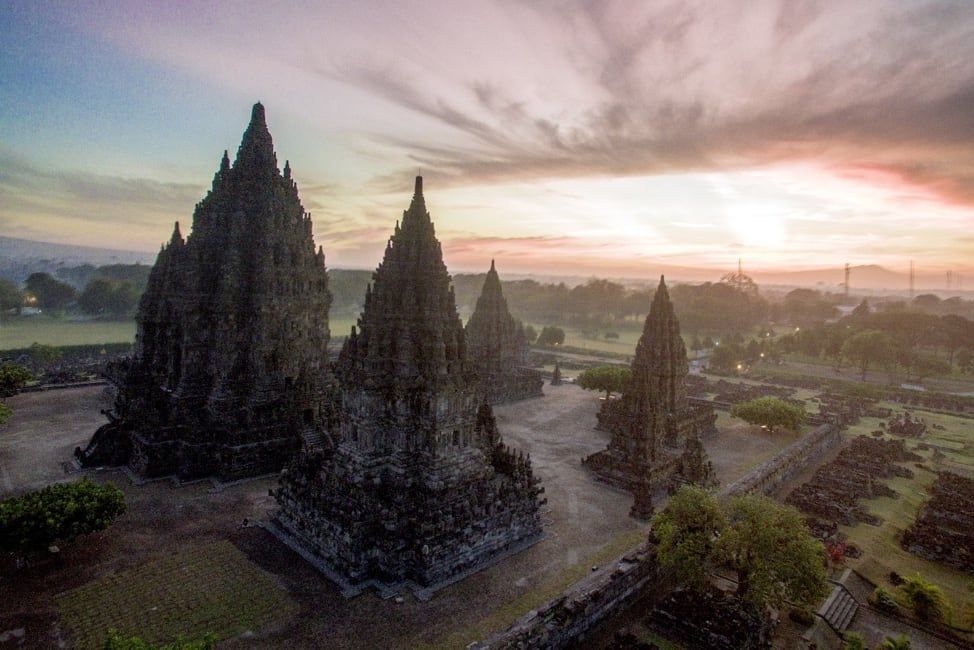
[536,326,566,347]
[730,397,805,433]
[651,487,828,611]
[717,494,829,609]
[576,365,630,398]
[650,485,725,589]
[25,272,76,310]
[841,329,895,380]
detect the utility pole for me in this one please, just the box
[909,261,915,300]
[844,263,850,300]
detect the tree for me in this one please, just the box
[910,356,950,383]
[79,279,140,318]
[103,630,216,650]
[650,485,725,589]
[523,324,538,344]
[576,365,631,399]
[957,348,974,374]
[851,299,871,319]
[0,402,11,425]
[24,272,76,310]
[0,363,34,397]
[0,279,23,316]
[939,314,973,369]
[716,495,829,609]
[841,329,894,380]
[709,343,743,373]
[730,397,805,433]
[0,479,126,556]
[536,326,566,347]
[900,574,950,623]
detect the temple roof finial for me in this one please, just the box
[414,175,423,198]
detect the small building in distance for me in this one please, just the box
[76,103,334,482]
[465,260,543,404]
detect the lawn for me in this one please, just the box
[0,318,136,350]
[838,406,974,628]
[55,540,299,649]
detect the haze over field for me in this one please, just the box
[2,1,973,281]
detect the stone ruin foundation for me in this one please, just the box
[901,471,974,571]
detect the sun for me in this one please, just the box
[726,206,787,248]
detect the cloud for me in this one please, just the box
[0,149,204,248]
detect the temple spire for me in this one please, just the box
[234,101,277,173]
[169,221,183,246]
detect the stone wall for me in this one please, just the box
[471,545,677,650]
[475,422,844,649]
[723,423,842,497]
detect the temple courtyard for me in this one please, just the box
[1,384,803,649]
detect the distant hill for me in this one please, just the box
[0,236,155,284]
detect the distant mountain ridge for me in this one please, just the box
[0,235,957,293]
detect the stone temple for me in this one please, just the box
[583,277,717,515]
[271,177,544,597]
[77,103,333,481]
[465,261,543,404]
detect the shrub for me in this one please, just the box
[0,402,11,425]
[0,363,33,397]
[842,631,866,650]
[899,574,950,623]
[0,479,126,556]
[871,587,900,615]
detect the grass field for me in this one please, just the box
[839,406,974,627]
[0,318,136,350]
[55,540,299,649]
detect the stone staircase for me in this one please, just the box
[818,573,859,634]
[301,428,326,453]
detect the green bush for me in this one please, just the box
[871,586,900,615]
[900,573,950,623]
[0,362,33,397]
[842,631,866,650]
[0,402,11,425]
[0,479,126,555]
[730,396,806,433]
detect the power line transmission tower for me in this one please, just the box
[909,261,915,299]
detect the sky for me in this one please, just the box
[2,0,974,282]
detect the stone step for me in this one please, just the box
[301,428,325,452]
[818,584,858,632]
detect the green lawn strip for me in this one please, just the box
[419,527,649,649]
[0,318,136,350]
[55,540,299,649]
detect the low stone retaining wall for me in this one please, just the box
[474,423,845,649]
[723,423,842,497]
[471,545,676,649]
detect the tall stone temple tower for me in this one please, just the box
[272,177,544,597]
[465,260,543,404]
[583,277,717,514]
[76,103,333,481]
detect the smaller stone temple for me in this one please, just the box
[465,261,543,404]
[271,177,544,597]
[583,277,717,514]
[76,103,333,481]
